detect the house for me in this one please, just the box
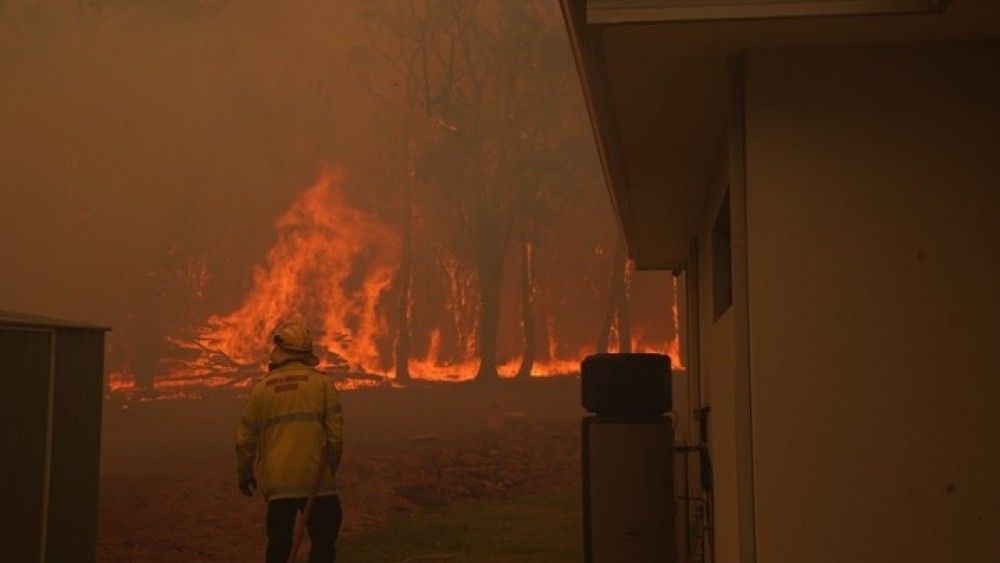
[0,311,108,563]
[558,1,1000,562]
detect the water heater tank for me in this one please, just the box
[581,353,675,563]
[581,353,671,416]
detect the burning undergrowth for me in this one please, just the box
[169,169,399,384]
[107,167,681,400]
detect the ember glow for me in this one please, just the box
[108,168,683,397]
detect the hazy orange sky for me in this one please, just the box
[1,1,678,380]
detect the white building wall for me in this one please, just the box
[743,41,1000,563]
[697,155,742,563]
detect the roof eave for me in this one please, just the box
[560,0,665,269]
[0,310,111,331]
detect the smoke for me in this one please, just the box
[1,1,375,365]
[0,0,678,386]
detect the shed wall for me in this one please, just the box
[46,329,105,563]
[0,329,52,562]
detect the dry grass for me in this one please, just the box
[98,378,583,562]
[340,491,582,562]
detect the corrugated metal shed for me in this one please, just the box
[0,311,109,563]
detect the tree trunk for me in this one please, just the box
[616,255,632,353]
[475,233,507,381]
[394,143,416,383]
[134,272,165,391]
[516,238,536,380]
[598,241,630,353]
[134,326,159,391]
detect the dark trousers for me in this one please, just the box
[266,495,342,563]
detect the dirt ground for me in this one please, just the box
[97,377,583,562]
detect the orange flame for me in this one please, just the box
[107,370,136,394]
[113,167,685,397]
[161,168,400,389]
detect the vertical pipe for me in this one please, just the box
[39,329,56,563]
[674,273,689,562]
[685,242,702,446]
[686,238,711,562]
[727,56,758,563]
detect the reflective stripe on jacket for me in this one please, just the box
[235,361,344,501]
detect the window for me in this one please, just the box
[712,191,732,320]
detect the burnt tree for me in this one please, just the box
[366,1,579,381]
[356,0,459,381]
[597,240,632,354]
[515,235,536,379]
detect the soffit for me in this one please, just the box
[563,0,1000,269]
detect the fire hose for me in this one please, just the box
[287,445,330,563]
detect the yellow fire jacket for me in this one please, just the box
[236,362,344,501]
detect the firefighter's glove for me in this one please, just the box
[239,474,257,497]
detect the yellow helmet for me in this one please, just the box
[273,323,314,352]
[270,323,319,368]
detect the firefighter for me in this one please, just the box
[236,323,344,563]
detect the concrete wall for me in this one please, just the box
[697,156,741,563]
[744,42,1000,562]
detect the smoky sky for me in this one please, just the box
[3,1,366,312]
[0,1,676,377]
